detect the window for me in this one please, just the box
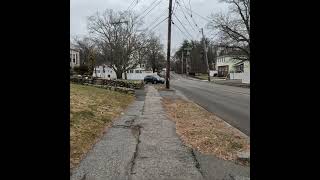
[135,70,141,73]
[235,63,244,73]
[129,70,134,73]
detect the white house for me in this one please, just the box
[216,50,250,83]
[70,44,80,69]
[92,63,157,80]
[123,64,157,80]
[92,65,117,80]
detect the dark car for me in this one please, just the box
[144,75,165,84]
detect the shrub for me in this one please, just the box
[74,65,89,75]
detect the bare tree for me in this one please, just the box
[145,34,166,73]
[87,9,144,79]
[208,0,250,61]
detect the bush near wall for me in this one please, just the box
[73,65,89,75]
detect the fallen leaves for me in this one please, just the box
[162,97,250,165]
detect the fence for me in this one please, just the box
[229,72,250,84]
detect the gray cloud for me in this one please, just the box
[71,0,228,52]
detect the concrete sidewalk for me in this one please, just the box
[71,86,203,180]
[71,85,249,180]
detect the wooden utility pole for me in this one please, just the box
[201,28,211,82]
[181,51,184,74]
[184,47,192,77]
[166,0,173,89]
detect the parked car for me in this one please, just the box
[144,75,165,84]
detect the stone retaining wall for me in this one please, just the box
[70,77,140,94]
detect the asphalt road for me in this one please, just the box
[170,73,250,136]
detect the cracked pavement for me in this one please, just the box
[70,85,249,180]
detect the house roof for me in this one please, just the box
[70,43,79,51]
[218,48,245,56]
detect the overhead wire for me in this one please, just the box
[136,0,162,20]
[126,0,136,11]
[149,16,169,32]
[173,13,194,40]
[172,21,192,41]
[175,0,198,33]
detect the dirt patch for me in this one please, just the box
[162,97,250,165]
[153,84,175,91]
[70,83,134,169]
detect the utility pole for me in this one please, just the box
[166,0,173,89]
[201,28,211,82]
[181,51,184,74]
[184,47,192,77]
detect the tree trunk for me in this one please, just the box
[152,67,156,73]
[116,70,123,79]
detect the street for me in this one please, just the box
[170,72,250,136]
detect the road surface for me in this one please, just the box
[170,72,250,136]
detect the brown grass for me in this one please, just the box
[70,83,134,169]
[153,84,174,91]
[162,97,250,165]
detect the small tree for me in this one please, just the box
[73,65,89,75]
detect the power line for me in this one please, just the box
[172,0,177,14]
[173,13,194,39]
[129,0,140,11]
[136,0,161,20]
[175,0,198,33]
[126,0,136,11]
[146,9,167,29]
[149,16,168,32]
[182,3,211,22]
[137,0,163,22]
[172,21,192,41]
[176,0,199,30]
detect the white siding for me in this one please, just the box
[92,66,117,79]
[217,55,250,83]
[70,49,80,68]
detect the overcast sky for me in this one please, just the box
[71,0,228,53]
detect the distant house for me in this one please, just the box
[92,63,159,80]
[70,44,80,69]
[124,64,157,80]
[216,48,250,83]
[92,64,117,80]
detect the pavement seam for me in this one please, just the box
[128,125,142,178]
[190,147,204,177]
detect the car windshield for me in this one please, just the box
[153,75,160,79]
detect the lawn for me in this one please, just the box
[194,73,210,80]
[70,83,134,169]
